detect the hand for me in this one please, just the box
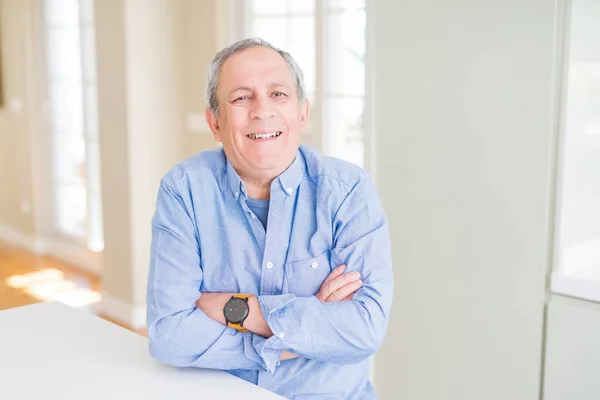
[315,264,362,302]
[195,292,230,325]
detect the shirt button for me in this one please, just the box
[310,261,318,269]
[266,261,274,269]
[278,332,285,339]
[251,213,257,219]
[286,187,292,194]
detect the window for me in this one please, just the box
[233,0,368,167]
[43,0,103,252]
[552,0,600,303]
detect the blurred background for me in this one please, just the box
[0,0,599,399]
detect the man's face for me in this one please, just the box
[206,46,309,179]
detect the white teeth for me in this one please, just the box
[248,132,281,139]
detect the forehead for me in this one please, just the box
[218,46,295,93]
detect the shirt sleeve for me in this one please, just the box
[146,180,281,373]
[256,172,394,364]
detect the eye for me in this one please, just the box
[234,96,249,102]
[273,91,288,98]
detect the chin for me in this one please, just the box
[246,149,297,172]
[250,160,282,172]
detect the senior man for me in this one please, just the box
[146,38,393,399]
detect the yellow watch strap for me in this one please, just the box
[227,322,249,332]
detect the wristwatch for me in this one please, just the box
[223,294,253,332]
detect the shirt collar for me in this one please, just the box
[276,152,303,196]
[225,150,304,199]
[226,158,245,200]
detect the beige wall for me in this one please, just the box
[0,0,36,235]
[96,0,218,314]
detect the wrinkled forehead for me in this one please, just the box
[217,47,296,95]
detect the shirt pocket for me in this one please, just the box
[284,250,332,297]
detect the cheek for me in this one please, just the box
[279,106,304,129]
[226,107,249,127]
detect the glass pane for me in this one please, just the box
[251,0,288,16]
[325,96,364,166]
[250,16,289,49]
[46,27,82,80]
[84,84,99,139]
[53,135,86,183]
[340,10,366,59]
[81,25,97,82]
[49,81,84,132]
[325,10,365,96]
[290,0,315,13]
[55,184,87,238]
[87,192,104,252]
[44,0,79,26]
[79,0,94,24]
[85,141,101,192]
[289,16,316,94]
[326,0,366,10]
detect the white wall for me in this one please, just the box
[372,1,557,399]
[544,294,600,400]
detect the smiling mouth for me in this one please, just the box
[247,131,282,140]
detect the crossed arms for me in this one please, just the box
[146,174,393,373]
[195,264,364,362]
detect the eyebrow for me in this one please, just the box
[227,82,291,97]
[268,82,291,90]
[227,86,253,97]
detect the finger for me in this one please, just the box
[325,279,362,302]
[317,274,346,301]
[316,268,356,301]
[321,279,362,302]
[329,288,340,302]
[322,272,360,299]
[323,271,360,297]
[324,264,346,284]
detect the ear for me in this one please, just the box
[205,108,222,142]
[300,98,310,131]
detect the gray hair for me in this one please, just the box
[206,37,306,116]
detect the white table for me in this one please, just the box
[0,302,285,400]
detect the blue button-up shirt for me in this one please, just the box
[146,145,394,399]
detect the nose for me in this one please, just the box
[249,95,275,120]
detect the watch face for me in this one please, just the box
[224,297,249,324]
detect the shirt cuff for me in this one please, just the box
[258,294,296,340]
[242,332,281,374]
